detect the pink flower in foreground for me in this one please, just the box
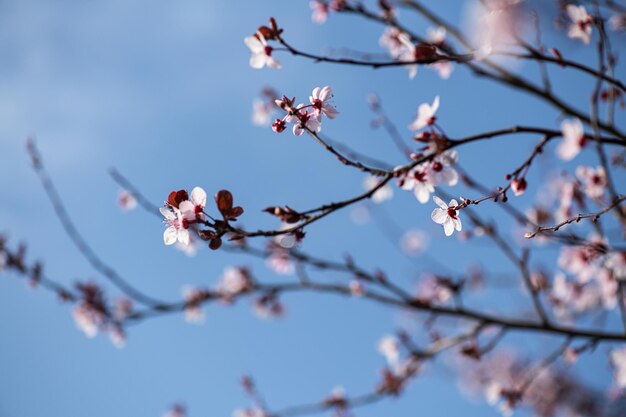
[244,34,281,69]
[575,166,606,200]
[179,186,207,221]
[431,196,462,236]
[428,150,458,186]
[566,4,593,44]
[409,96,440,131]
[309,86,339,119]
[287,105,322,136]
[557,118,586,161]
[510,177,527,196]
[160,207,190,246]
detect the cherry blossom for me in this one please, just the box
[286,105,322,136]
[178,186,207,223]
[416,273,454,305]
[182,286,207,324]
[217,267,252,296]
[510,177,527,196]
[363,176,393,203]
[160,207,190,246]
[163,404,187,417]
[251,99,273,126]
[431,196,462,236]
[234,407,268,417]
[244,34,281,69]
[409,96,440,131]
[426,27,453,79]
[109,325,126,348]
[427,150,458,186]
[557,234,606,283]
[610,346,626,388]
[566,4,593,45]
[397,165,435,204]
[309,86,339,119]
[400,229,429,256]
[557,118,586,161]
[310,1,329,24]
[575,165,606,200]
[266,246,295,275]
[609,13,626,31]
[117,189,137,212]
[349,279,364,296]
[378,335,400,370]
[606,251,626,281]
[379,27,406,58]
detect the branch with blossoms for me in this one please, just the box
[6,1,626,417]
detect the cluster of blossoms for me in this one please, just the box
[459,350,603,416]
[376,334,420,394]
[160,187,243,250]
[160,187,207,247]
[545,234,626,321]
[72,282,131,348]
[309,0,347,24]
[379,26,452,79]
[271,86,339,136]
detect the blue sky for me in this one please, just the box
[1,1,625,416]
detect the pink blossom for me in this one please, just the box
[431,196,462,236]
[286,105,322,136]
[557,118,586,161]
[349,280,364,296]
[609,13,626,31]
[566,5,593,44]
[160,207,190,246]
[416,273,453,304]
[606,251,626,281]
[218,267,252,296]
[400,229,429,256]
[179,186,207,222]
[234,408,268,417]
[398,166,435,204]
[575,166,606,199]
[610,346,626,388]
[309,86,339,119]
[363,176,393,203]
[510,177,527,196]
[378,335,400,369]
[397,33,419,79]
[117,189,137,212]
[310,1,329,24]
[266,247,295,275]
[109,325,126,348]
[244,34,281,69]
[379,27,406,58]
[409,96,440,131]
[557,235,605,283]
[163,404,187,417]
[428,150,458,186]
[182,286,207,324]
[252,99,273,126]
[73,302,106,338]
